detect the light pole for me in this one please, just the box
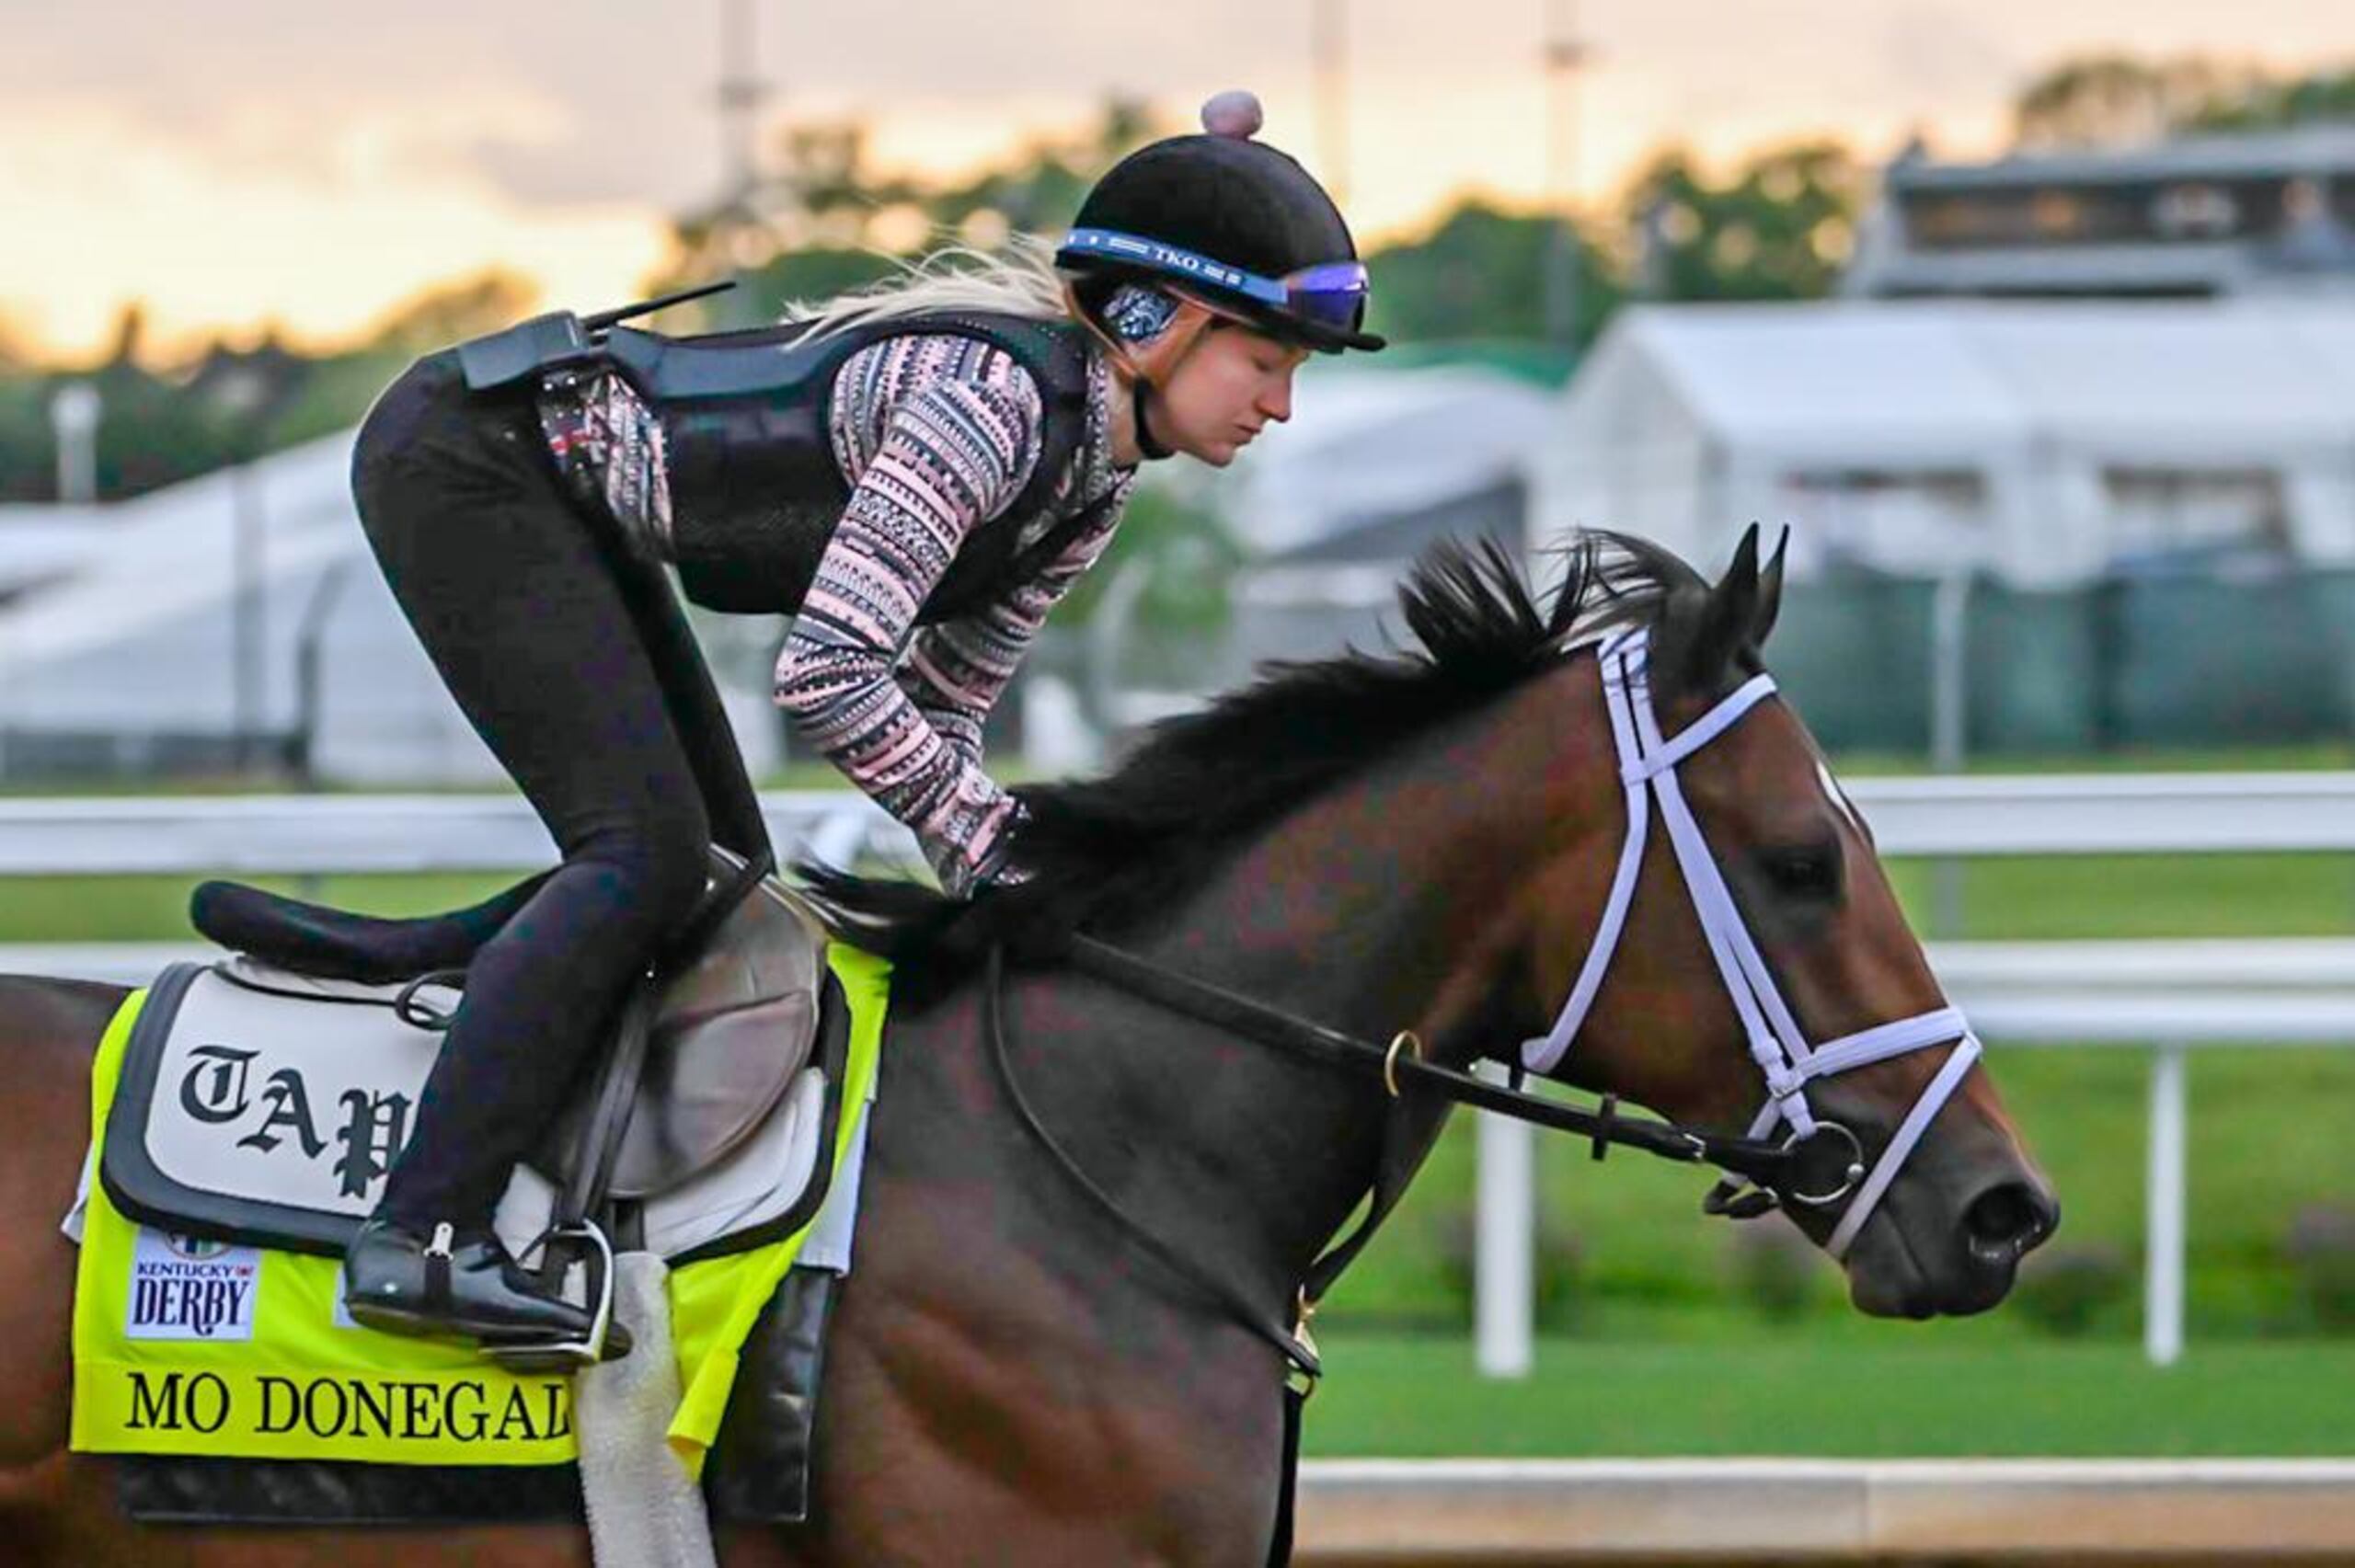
[48,383,100,505]
[717,0,774,208]
[1541,0,1591,349]
[214,369,270,773]
[1313,0,1350,205]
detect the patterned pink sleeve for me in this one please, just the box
[772,338,1048,892]
[895,478,1132,769]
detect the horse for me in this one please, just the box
[0,527,2056,1565]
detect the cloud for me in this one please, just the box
[6,0,2349,355]
[0,95,672,356]
[1881,5,2023,105]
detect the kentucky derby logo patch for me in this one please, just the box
[124,1229,260,1342]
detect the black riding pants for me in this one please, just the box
[350,351,766,1230]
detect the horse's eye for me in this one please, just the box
[1761,841,1844,902]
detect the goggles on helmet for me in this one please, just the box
[1061,227,1370,335]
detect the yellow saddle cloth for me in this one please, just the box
[70,944,889,1476]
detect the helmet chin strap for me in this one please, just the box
[1131,376,1175,462]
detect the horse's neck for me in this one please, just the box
[1099,663,1613,1298]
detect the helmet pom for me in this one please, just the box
[1200,89,1265,140]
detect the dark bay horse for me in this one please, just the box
[0,529,2055,1565]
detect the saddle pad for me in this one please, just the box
[98,956,844,1265]
[71,944,890,1472]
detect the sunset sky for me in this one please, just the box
[6,1,2349,361]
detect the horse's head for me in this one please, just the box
[1517,526,2056,1318]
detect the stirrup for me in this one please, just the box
[484,1220,618,1373]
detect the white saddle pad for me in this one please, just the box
[100,958,832,1263]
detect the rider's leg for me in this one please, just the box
[594,521,773,867]
[339,352,711,1345]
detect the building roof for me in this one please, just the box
[1891,124,2355,192]
[0,504,109,597]
[1859,240,2254,299]
[0,430,360,676]
[1577,298,2355,467]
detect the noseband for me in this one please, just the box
[1521,627,1980,1258]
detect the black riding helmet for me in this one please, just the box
[1058,91,1385,355]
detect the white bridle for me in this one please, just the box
[1519,627,1982,1260]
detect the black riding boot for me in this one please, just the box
[343,1219,629,1356]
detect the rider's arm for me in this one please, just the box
[893,477,1132,773]
[772,349,1045,894]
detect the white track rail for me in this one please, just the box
[1293,1459,2355,1562]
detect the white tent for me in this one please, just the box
[0,430,785,784]
[1215,365,1555,558]
[1538,300,2355,587]
[0,503,109,599]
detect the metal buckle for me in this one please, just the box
[1382,1031,1423,1099]
[393,970,466,1032]
[1289,1289,1322,1400]
[1779,1121,1867,1208]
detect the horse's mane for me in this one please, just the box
[796,529,1702,1002]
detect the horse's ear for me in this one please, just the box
[1752,528,1788,650]
[1682,524,1762,688]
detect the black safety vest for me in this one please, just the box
[595,311,1104,620]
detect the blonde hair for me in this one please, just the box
[782,234,1074,340]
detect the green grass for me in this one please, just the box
[1303,1333,2355,1457]
[0,873,523,943]
[1317,1046,2355,1342]
[1836,740,2355,776]
[1885,853,2355,940]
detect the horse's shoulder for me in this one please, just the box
[0,974,130,1057]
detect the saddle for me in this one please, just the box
[100,846,847,1368]
[190,844,829,1197]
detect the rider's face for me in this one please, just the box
[1155,324,1308,467]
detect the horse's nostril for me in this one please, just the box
[1963,1180,2058,1264]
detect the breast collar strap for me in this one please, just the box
[1519,627,1981,1260]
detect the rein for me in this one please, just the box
[1057,934,1830,1192]
[983,922,1867,1379]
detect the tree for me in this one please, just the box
[362,270,542,356]
[1052,481,1239,635]
[2008,53,2355,148]
[1620,142,1863,303]
[2184,64,2355,132]
[920,97,1166,241]
[647,97,1168,328]
[1362,199,1618,346]
[0,308,34,372]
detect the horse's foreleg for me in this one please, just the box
[0,979,122,1474]
[786,1168,1290,1568]
[0,979,121,1557]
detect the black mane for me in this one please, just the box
[797,530,1702,999]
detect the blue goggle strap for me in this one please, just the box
[1063,228,1365,325]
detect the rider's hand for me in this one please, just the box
[928,803,1030,899]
